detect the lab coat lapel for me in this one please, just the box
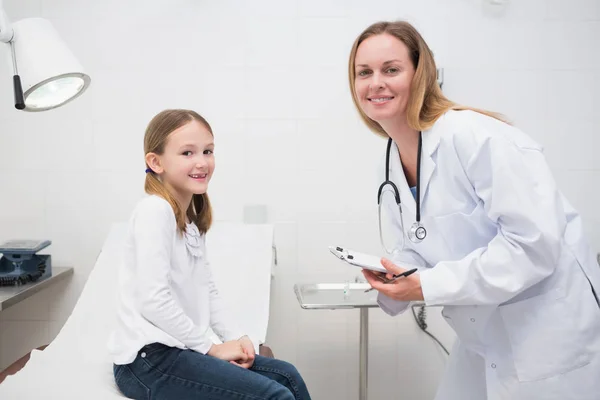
[389,141,416,217]
[419,127,442,209]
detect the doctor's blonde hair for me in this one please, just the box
[348,20,506,137]
[143,109,213,235]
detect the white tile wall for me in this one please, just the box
[0,0,599,398]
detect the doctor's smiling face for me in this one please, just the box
[353,33,415,126]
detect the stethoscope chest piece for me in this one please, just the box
[408,222,427,243]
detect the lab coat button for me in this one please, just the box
[491,363,496,369]
[141,352,146,358]
[470,318,475,322]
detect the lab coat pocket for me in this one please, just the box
[498,288,591,382]
[440,307,455,330]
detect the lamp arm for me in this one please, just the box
[0,2,24,109]
[10,41,24,109]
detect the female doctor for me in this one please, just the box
[352,21,600,400]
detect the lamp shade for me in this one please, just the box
[11,18,90,111]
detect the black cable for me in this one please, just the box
[411,304,450,355]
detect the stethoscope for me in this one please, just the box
[377,132,427,254]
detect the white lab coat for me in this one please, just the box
[377,110,600,400]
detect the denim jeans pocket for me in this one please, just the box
[114,364,151,400]
[140,342,168,357]
[140,343,182,373]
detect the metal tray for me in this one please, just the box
[294,283,380,309]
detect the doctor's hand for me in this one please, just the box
[230,336,256,369]
[362,258,424,301]
[208,341,248,363]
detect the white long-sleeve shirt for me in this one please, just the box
[108,195,244,365]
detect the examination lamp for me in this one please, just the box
[0,1,90,111]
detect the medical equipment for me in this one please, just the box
[411,303,450,354]
[377,133,427,254]
[0,240,52,286]
[328,246,389,273]
[0,1,91,111]
[294,282,377,400]
[436,67,444,89]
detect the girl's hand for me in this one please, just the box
[230,336,255,369]
[208,341,248,362]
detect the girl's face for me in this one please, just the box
[147,120,215,207]
[353,33,415,125]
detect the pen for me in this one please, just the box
[364,268,418,293]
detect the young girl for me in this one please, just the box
[108,109,311,400]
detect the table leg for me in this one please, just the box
[359,308,368,400]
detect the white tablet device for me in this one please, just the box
[328,246,388,274]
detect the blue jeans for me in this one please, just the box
[113,343,312,400]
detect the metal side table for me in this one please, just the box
[0,266,73,311]
[294,282,379,400]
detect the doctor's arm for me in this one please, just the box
[420,134,565,306]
